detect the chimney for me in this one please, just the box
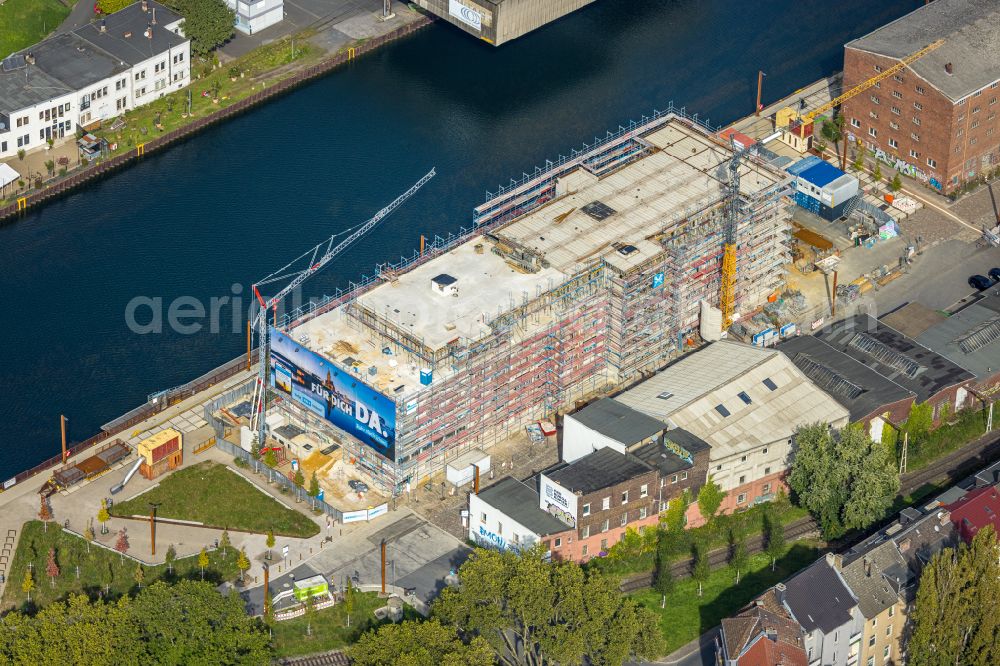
[25,52,35,65]
[775,582,787,604]
[141,0,148,11]
[144,24,152,39]
[898,538,911,553]
[100,18,107,32]
[124,31,132,38]
[152,8,156,24]
[944,63,953,75]
[865,557,872,577]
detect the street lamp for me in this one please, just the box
[148,502,161,557]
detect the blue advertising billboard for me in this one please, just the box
[269,327,396,461]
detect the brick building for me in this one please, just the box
[841,0,1000,194]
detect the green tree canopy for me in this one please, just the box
[788,423,899,538]
[97,0,134,14]
[173,0,235,56]
[351,619,494,666]
[661,489,691,533]
[433,546,664,666]
[908,527,1000,666]
[697,477,725,524]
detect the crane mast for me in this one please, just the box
[249,169,436,450]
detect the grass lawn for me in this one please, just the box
[0,0,70,57]
[271,591,422,658]
[631,540,821,655]
[1,520,242,611]
[111,461,319,538]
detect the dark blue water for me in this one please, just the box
[0,0,920,477]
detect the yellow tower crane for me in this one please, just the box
[718,38,944,330]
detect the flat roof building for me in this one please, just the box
[469,476,574,554]
[913,295,1000,391]
[414,0,598,46]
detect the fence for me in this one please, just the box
[215,439,344,523]
[0,17,434,225]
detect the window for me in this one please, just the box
[0,141,5,153]
[715,404,731,417]
[740,455,747,463]
[891,106,900,115]
[910,149,919,159]
[916,85,925,94]
[893,74,903,82]
[582,525,590,538]
[972,106,981,114]
[620,513,627,527]
[869,127,878,137]
[869,636,876,647]
[621,491,629,505]
[639,507,647,519]
[739,475,746,484]
[480,512,486,523]
[870,110,879,120]
[870,94,880,104]
[957,128,965,137]
[971,137,978,145]
[868,658,875,666]
[715,464,722,471]
[885,625,891,636]
[851,118,861,128]
[554,537,561,548]
[873,64,882,73]
[763,378,777,391]
[889,606,894,618]
[911,132,920,141]
[913,116,921,125]
[737,493,746,504]
[889,121,899,130]
[884,646,891,659]
[497,522,503,536]
[764,467,771,475]
[640,484,648,498]
[737,391,752,405]
[971,120,980,129]
[763,483,771,494]
[602,497,610,511]
[888,138,898,149]
[992,97,998,105]
[656,391,673,400]
[913,101,923,110]
[600,538,608,551]
[681,472,688,481]
[761,447,768,454]
[601,519,609,533]
[582,544,588,556]
[135,70,146,80]
[892,90,902,99]
[671,474,678,484]
[135,87,146,98]
[927,158,937,168]
[582,503,590,516]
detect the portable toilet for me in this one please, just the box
[420,368,433,386]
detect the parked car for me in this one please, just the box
[348,479,369,493]
[988,267,1000,282]
[969,275,994,290]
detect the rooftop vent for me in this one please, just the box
[581,200,615,221]
[944,62,953,75]
[616,244,638,256]
[124,31,132,38]
[141,0,148,11]
[24,53,35,65]
[145,24,152,39]
[100,18,107,32]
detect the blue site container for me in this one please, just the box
[420,368,433,385]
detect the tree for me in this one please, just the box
[96,0,133,13]
[114,529,129,564]
[433,545,664,666]
[22,569,34,602]
[250,446,262,473]
[84,521,95,553]
[97,499,110,534]
[45,548,60,587]
[729,533,749,584]
[788,423,899,538]
[697,477,725,524]
[308,472,320,507]
[44,159,55,177]
[197,548,209,580]
[851,154,865,173]
[351,619,495,666]
[890,173,903,193]
[265,529,275,561]
[219,530,231,558]
[763,511,786,572]
[343,578,355,628]
[872,163,883,190]
[661,489,690,533]
[38,497,53,531]
[236,548,250,583]
[820,114,847,171]
[133,564,144,590]
[263,449,277,469]
[653,540,675,609]
[908,527,1000,666]
[174,0,235,56]
[690,541,710,597]
[293,468,305,502]
[304,593,314,636]
[165,544,177,576]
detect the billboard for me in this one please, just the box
[269,327,396,461]
[449,0,482,31]
[538,473,577,528]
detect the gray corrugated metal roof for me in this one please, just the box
[569,398,666,445]
[777,336,914,422]
[816,314,973,403]
[783,559,857,634]
[546,447,653,495]
[916,302,1000,382]
[845,0,1000,102]
[477,476,569,536]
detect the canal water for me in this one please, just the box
[0,0,921,477]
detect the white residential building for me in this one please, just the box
[0,0,190,160]
[226,0,284,35]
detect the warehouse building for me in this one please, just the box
[841,0,1000,194]
[413,0,596,46]
[276,113,791,494]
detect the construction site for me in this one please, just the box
[245,109,792,493]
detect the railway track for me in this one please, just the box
[619,429,1000,594]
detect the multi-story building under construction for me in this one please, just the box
[278,111,792,493]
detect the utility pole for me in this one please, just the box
[246,319,252,372]
[60,415,68,463]
[756,70,766,116]
[148,502,160,556]
[380,540,387,595]
[263,563,270,615]
[830,270,839,319]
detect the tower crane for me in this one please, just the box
[249,169,436,449]
[717,39,944,330]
